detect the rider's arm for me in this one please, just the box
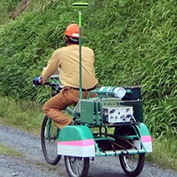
[40,50,61,84]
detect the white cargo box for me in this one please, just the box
[103,106,134,123]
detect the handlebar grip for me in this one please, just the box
[33,77,42,86]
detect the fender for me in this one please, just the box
[58,125,95,157]
[135,123,153,153]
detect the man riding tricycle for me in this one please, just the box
[33,2,152,177]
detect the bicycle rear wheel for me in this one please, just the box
[119,153,145,176]
[41,116,61,165]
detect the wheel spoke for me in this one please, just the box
[123,155,138,172]
[65,156,89,177]
[119,153,145,176]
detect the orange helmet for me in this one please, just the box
[64,24,80,38]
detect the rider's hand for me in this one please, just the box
[33,77,42,85]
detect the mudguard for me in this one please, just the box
[135,123,153,153]
[57,125,95,157]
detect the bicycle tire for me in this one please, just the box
[114,125,145,176]
[119,153,145,176]
[41,116,61,165]
[64,156,90,177]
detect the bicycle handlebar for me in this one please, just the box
[33,77,63,93]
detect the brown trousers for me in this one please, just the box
[43,87,95,129]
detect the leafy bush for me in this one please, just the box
[0,0,177,137]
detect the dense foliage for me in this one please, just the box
[0,0,177,137]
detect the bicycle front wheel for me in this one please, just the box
[41,116,61,165]
[64,156,90,177]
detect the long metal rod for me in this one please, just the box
[79,11,83,99]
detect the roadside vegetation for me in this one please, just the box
[0,0,177,171]
[0,96,43,135]
[0,143,24,157]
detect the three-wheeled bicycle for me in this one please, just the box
[33,77,152,177]
[33,2,152,177]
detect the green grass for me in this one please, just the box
[0,96,43,136]
[147,138,177,171]
[0,143,24,157]
[0,0,21,25]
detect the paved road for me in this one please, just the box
[0,124,177,177]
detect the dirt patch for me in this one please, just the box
[10,0,31,20]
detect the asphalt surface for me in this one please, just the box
[0,124,177,177]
